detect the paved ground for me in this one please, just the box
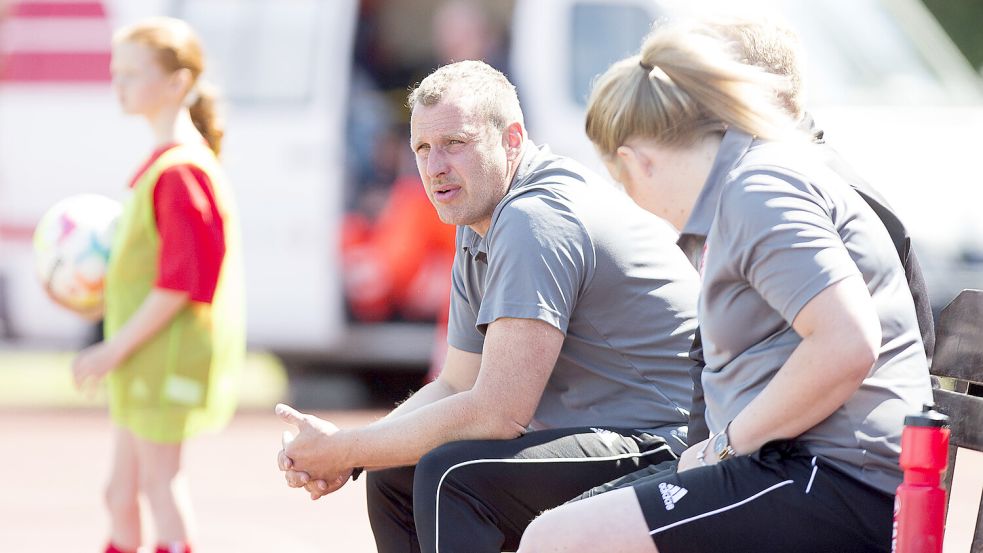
[5,351,980,552]
[0,408,385,552]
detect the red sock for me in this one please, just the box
[155,545,192,553]
[104,544,137,553]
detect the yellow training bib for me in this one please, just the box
[104,143,245,443]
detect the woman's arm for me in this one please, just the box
[679,275,880,470]
[689,169,886,464]
[727,275,880,454]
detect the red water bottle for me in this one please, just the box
[893,403,950,553]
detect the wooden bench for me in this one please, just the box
[932,289,983,553]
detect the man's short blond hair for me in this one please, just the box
[408,60,524,130]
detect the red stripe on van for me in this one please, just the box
[10,2,106,18]
[0,223,36,243]
[0,52,111,81]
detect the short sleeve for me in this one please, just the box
[476,193,591,334]
[153,165,226,303]
[447,254,485,353]
[719,171,861,324]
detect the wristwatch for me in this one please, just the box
[712,422,737,461]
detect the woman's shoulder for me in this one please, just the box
[723,140,850,207]
[730,140,824,185]
[712,143,850,237]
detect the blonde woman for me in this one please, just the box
[518,21,931,553]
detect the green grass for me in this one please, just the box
[0,349,288,409]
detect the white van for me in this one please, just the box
[512,0,983,312]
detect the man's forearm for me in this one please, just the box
[385,378,457,420]
[295,321,558,478]
[341,389,524,471]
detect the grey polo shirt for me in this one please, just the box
[448,143,700,450]
[694,129,933,494]
[676,129,750,270]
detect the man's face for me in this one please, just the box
[410,97,511,235]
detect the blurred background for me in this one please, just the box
[0,0,981,550]
[0,0,981,406]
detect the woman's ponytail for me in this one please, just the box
[587,21,796,157]
[189,81,223,156]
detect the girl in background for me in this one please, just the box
[72,17,244,553]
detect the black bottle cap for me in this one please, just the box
[904,403,950,427]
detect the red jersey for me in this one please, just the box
[128,143,226,303]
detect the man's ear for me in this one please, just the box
[504,122,525,160]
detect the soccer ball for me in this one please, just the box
[33,194,122,315]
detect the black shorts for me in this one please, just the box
[367,426,677,553]
[633,440,894,553]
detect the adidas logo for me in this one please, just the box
[658,482,688,511]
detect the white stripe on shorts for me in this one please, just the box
[649,479,795,536]
[434,443,673,553]
[805,456,819,494]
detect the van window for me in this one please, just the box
[568,0,981,107]
[775,0,955,105]
[570,3,654,105]
[176,0,320,104]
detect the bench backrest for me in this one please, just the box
[931,289,983,553]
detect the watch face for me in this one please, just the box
[713,432,728,456]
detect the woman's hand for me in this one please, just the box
[676,438,714,472]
